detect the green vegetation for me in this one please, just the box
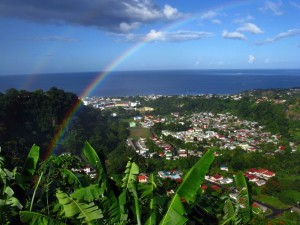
[1,141,259,225]
[253,195,290,210]
[268,211,300,225]
[1,88,300,224]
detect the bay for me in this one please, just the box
[0,69,299,97]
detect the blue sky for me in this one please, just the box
[0,0,300,75]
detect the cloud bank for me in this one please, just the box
[0,0,183,32]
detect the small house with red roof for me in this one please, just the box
[137,174,148,183]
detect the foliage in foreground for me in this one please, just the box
[0,142,262,224]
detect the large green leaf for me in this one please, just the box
[82,141,103,183]
[139,174,161,225]
[120,160,141,225]
[20,211,65,225]
[234,172,251,224]
[61,168,82,188]
[121,160,139,191]
[176,148,215,203]
[82,142,121,223]
[159,194,188,225]
[159,149,215,225]
[56,190,103,223]
[22,144,40,177]
[71,184,104,202]
[139,173,157,199]
[220,198,236,225]
[82,142,122,224]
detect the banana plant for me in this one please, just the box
[220,172,251,225]
[0,147,22,224]
[56,190,103,224]
[82,141,121,224]
[139,173,166,225]
[119,159,141,225]
[15,144,40,190]
[159,148,215,225]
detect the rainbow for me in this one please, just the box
[44,33,157,158]
[44,0,251,158]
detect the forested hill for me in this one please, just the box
[0,88,129,168]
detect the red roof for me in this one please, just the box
[262,171,275,176]
[137,175,148,181]
[201,185,208,190]
[279,146,286,150]
[213,174,223,180]
[211,185,220,191]
[256,169,268,174]
[247,175,258,181]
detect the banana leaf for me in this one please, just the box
[234,172,251,224]
[22,144,40,177]
[176,148,215,203]
[56,190,103,223]
[159,194,188,225]
[20,211,65,225]
[71,184,104,202]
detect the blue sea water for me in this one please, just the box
[0,69,299,97]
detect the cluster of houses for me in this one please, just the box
[129,110,297,161]
[82,96,140,110]
[132,136,202,159]
[244,168,276,186]
[136,170,183,184]
[205,174,233,185]
[165,112,281,152]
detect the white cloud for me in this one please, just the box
[222,30,247,40]
[260,1,283,15]
[256,29,300,45]
[145,30,213,42]
[163,4,182,19]
[248,55,256,64]
[211,19,221,24]
[123,1,162,21]
[122,29,213,42]
[119,22,140,32]
[200,10,218,20]
[145,29,164,41]
[233,15,254,24]
[237,23,264,34]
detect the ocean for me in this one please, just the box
[0,69,299,97]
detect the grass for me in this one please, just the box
[278,190,300,205]
[254,194,291,210]
[268,211,300,225]
[129,127,151,139]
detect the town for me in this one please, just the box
[82,90,300,221]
